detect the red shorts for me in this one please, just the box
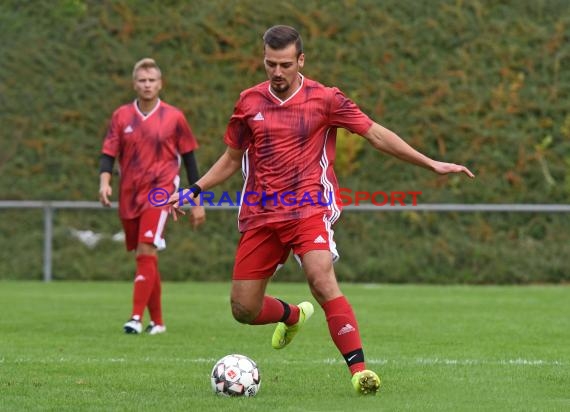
[233,213,339,280]
[121,207,169,251]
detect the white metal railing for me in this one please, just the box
[2,200,570,282]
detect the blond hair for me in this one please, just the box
[132,58,162,80]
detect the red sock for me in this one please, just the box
[322,295,366,375]
[131,254,157,321]
[147,267,163,325]
[250,296,300,325]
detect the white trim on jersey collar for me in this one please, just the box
[134,98,161,120]
[268,73,304,105]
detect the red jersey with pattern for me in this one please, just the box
[102,99,198,219]
[224,75,373,232]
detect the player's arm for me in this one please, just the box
[181,151,206,228]
[362,122,474,177]
[195,146,244,191]
[169,146,244,209]
[182,151,200,187]
[98,154,115,206]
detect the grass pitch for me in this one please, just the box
[0,281,568,411]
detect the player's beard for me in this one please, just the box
[271,78,289,95]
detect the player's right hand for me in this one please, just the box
[99,184,112,207]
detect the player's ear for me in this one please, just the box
[298,53,305,69]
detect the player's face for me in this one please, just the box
[133,68,162,102]
[264,43,304,100]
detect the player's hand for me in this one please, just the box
[99,184,112,207]
[189,205,206,229]
[168,204,185,222]
[432,161,475,178]
[167,188,198,222]
[167,189,181,206]
[167,190,185,222]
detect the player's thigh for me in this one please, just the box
[289,213,339,262]
[121,217,140,252]
[137,207,169,251]
[233,227,289,281]
[231,227,289,316]
[301,250,342,304]
[288,214,342,303]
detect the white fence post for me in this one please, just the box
[43,204,53,282]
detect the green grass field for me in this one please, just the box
[1,281,568,411]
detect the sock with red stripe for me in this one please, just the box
[322,295,366,375]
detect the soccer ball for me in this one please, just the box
[210,354,261,397]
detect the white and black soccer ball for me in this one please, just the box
[210,354,261,397]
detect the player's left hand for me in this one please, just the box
[167,188,203,222]
[189,205,206,229]
[167,189,186,222]
[432,161,475,178]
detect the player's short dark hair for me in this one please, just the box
[263,25,303,57]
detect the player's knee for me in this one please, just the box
[307,276,340,302]
[136,242,157,256]
[231,301,255,324]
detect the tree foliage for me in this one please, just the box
[1,0,569,282]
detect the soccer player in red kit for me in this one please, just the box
[170,26,474,394]
[99,58,205,335]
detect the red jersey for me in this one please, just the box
[102,99,198,219]
[224,75,373,232]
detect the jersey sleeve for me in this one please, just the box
[328,87,373,136]
[223,96,253,150]
[101,110,121,157]
[176,111,199,154]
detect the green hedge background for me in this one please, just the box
[1,0,569,283]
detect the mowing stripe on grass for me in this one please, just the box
[2,356,565,366]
